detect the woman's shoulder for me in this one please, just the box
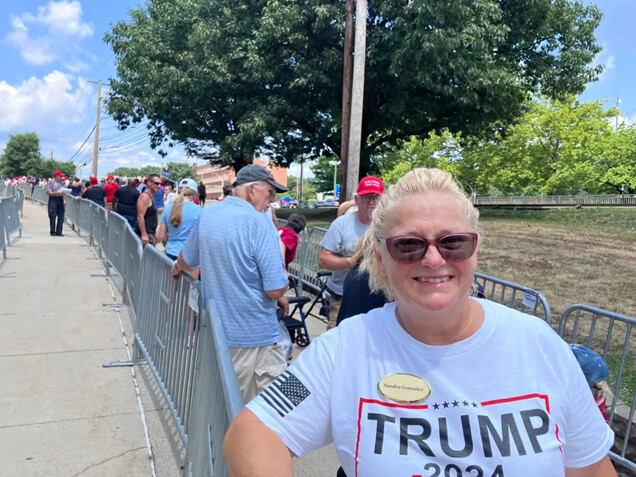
[479,298,559,341]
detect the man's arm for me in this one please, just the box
[223,409,294,477]
[137,194,150,245]
[318,248,353,271]
[565,455,617,477]
[171,252,194,279]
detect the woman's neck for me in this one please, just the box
[395,299,484,346]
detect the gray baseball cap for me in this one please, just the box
[233,164,288,193]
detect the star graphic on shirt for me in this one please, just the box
[433,403,440,410]
[472,402,478,408]
[442,401,449,408]
[462,400,469,406]
[452,400,459,407]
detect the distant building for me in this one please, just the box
[193,159,288,200]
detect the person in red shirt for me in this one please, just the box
[103,174,119,212]
[277,213,307,271]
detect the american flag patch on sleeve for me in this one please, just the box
[260,371,311,417]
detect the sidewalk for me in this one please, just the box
[0,200,156,476]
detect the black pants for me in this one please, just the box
[48,197,64,235]
[199,196,206,206]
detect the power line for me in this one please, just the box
[67,125,96,163]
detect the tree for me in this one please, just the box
[105,0,602,177]
[165,162,196,183]
[287,175,317,201]
[0,133,43,177]
[109,166,142,178]
[39,159,76,179]
[309,156,339,193]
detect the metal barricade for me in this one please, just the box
[15,189,24,217]
[473,271,551,324]
[122,223,143,315]
[64,194,80,229]
[106,212,128,282]
[134,245,204,446]
[34,186,48,204]
[558,305,636,471]
[185,299,243,477]
[291,226,328,293]
[0,197,22,245]
[78,198,92,233]
[0,201,6,259]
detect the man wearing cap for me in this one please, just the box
[104,175,119,212]
[318,176,384,329]
[81,177,106,208]
[172,164,289,402]
[46,171,67,236]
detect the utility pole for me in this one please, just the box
[299,160,305,208]
[89,80,102,178]
[346,0,367,200]
[340,0,354,201]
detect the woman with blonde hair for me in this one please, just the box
[157,178,202,260]
[224,168,616,477]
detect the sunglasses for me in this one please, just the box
[378,233,478,264]
[151,181,162,185]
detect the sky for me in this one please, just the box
[0,0,635,179]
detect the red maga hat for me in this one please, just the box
[53,170,63,177]
[356,176,384,196]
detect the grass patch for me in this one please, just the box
[277,207,337,229]
[605,349,636,407]
[479,207,636,233]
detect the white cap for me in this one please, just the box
[178,178,198,194]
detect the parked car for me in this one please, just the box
[314,198,339,208]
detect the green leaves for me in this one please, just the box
[105,0,603,175]
[0,133,76,179]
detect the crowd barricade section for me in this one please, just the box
[78,198,93,233]
[64,194,80,231]
[288,226,327,293]
[185,299,243,477]
[558,305,636,471]
[0,197,22,245]
[473,271,551,324]
[134,245,205,446]
[16,189,24,217]
[106,212,128,285]
[122,220,143,318]
[0,200,6,259]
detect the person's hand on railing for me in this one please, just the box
[141,234,149,246]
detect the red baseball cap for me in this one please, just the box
[356,176,384,196]
[90,177,98,185]
[53,171,63,177]
[107,174,115,180]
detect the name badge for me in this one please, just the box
[378,373,432,403]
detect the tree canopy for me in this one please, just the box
[105,0,603,175]
[0,133,76,179]
[380,98,636,195]
[108,162,195,183]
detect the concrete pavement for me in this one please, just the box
[0,200,156,476]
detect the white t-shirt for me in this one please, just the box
[319,212,368,295]
[247,300,614,476]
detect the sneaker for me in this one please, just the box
[56,233,64,237]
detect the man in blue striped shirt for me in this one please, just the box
[173,164,289,402]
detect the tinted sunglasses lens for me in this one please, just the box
[389,237,428,263]
[437,234,476,261]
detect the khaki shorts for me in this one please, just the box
[229,342,287,403]
[327,292,343,330]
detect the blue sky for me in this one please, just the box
[0,0,634,179]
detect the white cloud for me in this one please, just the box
[593,46,616,82]
[6,1,93,68]
[0,71,93,137]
